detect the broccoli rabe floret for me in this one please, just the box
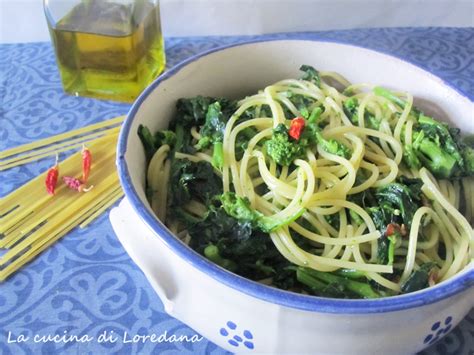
[403,114,471,178]
[266,120,351,166]
[308,106,323,123]
[374,87,473,178]
[418,114,464,165]
[300,118,352,159]
[195,101,234,170]
[220,192,305,233]
[299,65,321,87]
[265,124,308,166]
[343,97,381,129]
[410,130,457,178]
[313,129,351,159]
[343,97,359,124]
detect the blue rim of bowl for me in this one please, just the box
[117,37,474,314]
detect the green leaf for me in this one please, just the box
[300,65,321,87]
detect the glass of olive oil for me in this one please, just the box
[44,0,166,102]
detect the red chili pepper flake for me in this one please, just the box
[63,176,93,193]
[385,223,405,237]
[82,145,91,183]
[428,269,438,287]
[45,154,59,195]
[385,223,396,237]
[288,117,305,140]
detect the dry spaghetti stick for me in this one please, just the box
[0,126,121,170]
[0,145,117,244]
[0,118,125,281]
[0,205,91,281]
[0,115,125,160]
[0,179,121,281]
[1,180,118,254]
[0,133,118,221]
[0,153,117,248]
[0,159,117,246]
[1,126,120,166]
[78,185,122,225]
[68,184,121,229]
[0,132,117,214]
[79,188,124,228]
[0,171,120,265]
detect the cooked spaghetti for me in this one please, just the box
[139,66,474,298]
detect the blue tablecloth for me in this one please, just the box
[1,28,473,355]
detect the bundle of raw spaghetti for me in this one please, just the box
[138,65,473,298]
[0,115,124,171]
[0,116,125,281]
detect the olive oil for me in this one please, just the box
[48,0,165,102]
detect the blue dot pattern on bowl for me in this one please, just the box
[243,330,253,340]
[219,321,254,349]
[228,339,239,347]
[424,316,453,345]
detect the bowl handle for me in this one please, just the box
[109,198,175,313]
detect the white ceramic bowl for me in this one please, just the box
[110,39,474,354]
